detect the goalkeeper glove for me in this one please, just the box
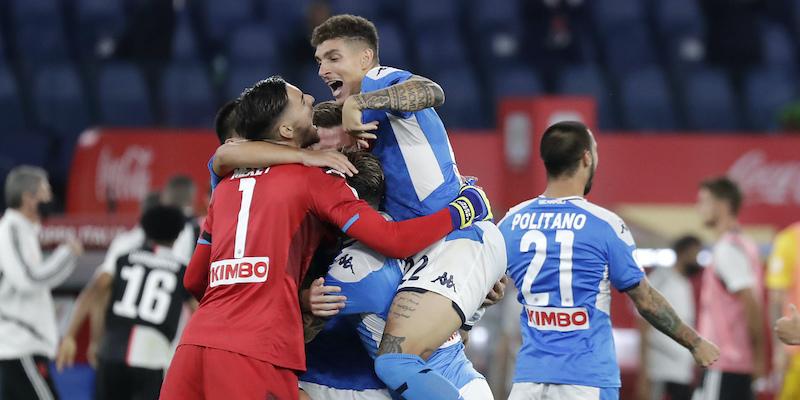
[447,184,493,230]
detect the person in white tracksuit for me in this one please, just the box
[0,165,83,400]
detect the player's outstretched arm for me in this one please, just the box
[212,140,358,178]
[56,271,113,372]
[348,75,444,113]
[626,277,720,367]
[342,75,444,137]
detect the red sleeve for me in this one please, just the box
[184,207,213,301]
[185,242,210,301]
[308,169,453,259]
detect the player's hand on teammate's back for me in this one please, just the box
[690,338,721,368]
[300,148,358,177]
[55,336,78,372]
[305,277,347,317]
[342,96,378,148]
[482,275,508,307]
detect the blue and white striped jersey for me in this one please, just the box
[497,196,645,388]
[360,66,461,221]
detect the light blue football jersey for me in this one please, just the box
[360,66,461,221]
[324,239,484,390]
[497,196,645,388]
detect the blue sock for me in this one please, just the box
[374,353,463,400]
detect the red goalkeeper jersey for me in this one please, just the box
[179,164,454,372]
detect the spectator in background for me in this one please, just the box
[0,165,84,400]
[161,175,199,261]
[696,177,768,400]
[637,235,704,400]
[522,0,590,90]
[767,221,800,400]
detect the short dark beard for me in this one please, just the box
[583,160,596,195]
[299,127,321,148]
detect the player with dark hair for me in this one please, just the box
[311,15,506,399]
[498,121,718,400]
[696,176,767,400]
[56,206,191,400]
[159,76,491,400]
[208,93,358,191]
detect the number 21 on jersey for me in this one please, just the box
[519,230,575,307]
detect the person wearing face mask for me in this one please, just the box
[636,235,704,400]
[0,165,84,400]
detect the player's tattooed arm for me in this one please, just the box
[626,277,702,350]
[351,75,444,113]
[378,333,406,354]
[302,312,329,344]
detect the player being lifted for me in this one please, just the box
[303,148,499,399]
[311,15,506,399]
[498,121,719,400]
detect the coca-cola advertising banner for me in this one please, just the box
[588,134,800,229]
[66,126,800,231]
[67,128,218,215]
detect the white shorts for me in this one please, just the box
[460,377,493,400]
[397,220,507,326]
[507,382,618,400]
[299,381,392,400]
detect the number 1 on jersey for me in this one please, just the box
[234,177,256,259]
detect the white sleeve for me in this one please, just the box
[713,241,754,293]
[0,223,76,292]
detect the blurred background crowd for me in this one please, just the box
[3,0,800,209]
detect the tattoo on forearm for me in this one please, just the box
[631,285,701,350]
[354,79,443,112]
[378,333,406,354]
[302,313,328,343]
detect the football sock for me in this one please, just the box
[374,353,463,400]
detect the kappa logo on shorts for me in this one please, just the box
[336,254,355,274]
[431,272,457,292]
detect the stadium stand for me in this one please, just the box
[682,67,743,131]
[0,65,25,132]
[745,68,797,131]
[432,66,489,129]
[160,62,216,127]
[226,24,279,71]
[96,63,153,126]
[490,65,544,104]
[620,66,678,131]
[556,64,618,130]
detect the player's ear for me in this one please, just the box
[582,149,592,168]
[361,48,374,69]
[278,123,294,141]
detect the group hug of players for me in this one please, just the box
[47,13,738,400]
